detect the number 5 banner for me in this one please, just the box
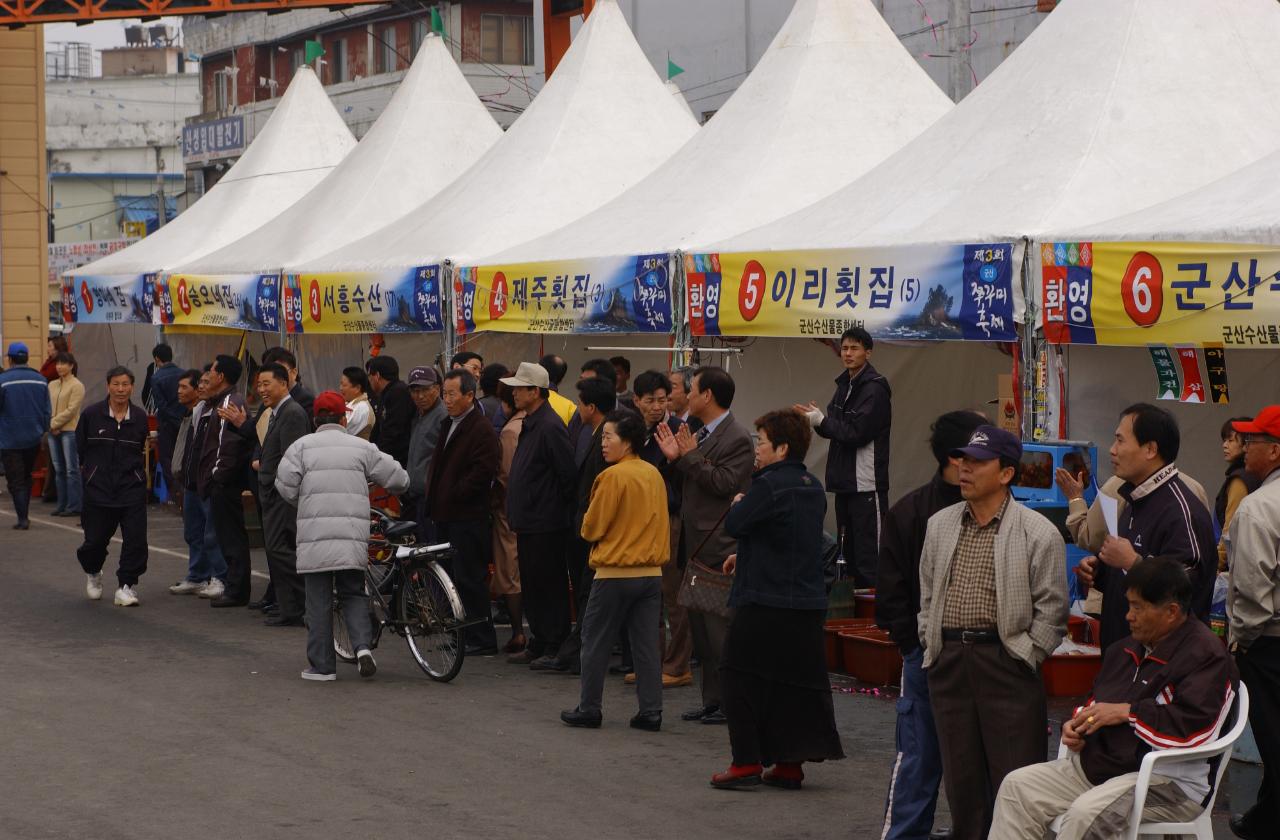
[1040,241,1280,347]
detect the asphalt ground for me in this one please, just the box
[0,502,1252,839]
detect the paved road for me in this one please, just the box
[0,504,1251,838]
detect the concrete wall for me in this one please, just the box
[0,26,49,359]
[101,47,182,78]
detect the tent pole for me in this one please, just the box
[441,261,458,367]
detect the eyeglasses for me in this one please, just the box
[1243,435,1280,447]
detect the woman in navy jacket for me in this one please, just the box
[710,410,844,790]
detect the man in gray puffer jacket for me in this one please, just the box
[276,390,409,681]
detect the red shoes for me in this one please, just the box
[709,764,763,789]
[762,762,804,790]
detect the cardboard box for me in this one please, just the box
[996,374,1020,434]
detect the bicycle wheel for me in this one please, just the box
[397,560,465,682]
[333,594,357,663]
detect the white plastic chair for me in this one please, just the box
[1049,683,1249,840]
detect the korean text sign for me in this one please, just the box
[458,255,673,335]
[284,267,443,334]
[157,274,280,332]
[685,245,1017,340]
[61,274,155,325]
[1041,241,1280,347]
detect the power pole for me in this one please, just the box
[154,144,166,229]
[949,0,972,101]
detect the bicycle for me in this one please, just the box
[331,509,473,682]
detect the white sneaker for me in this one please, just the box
[198,579,225,599]
[301,668,336,681]
[86,573,103,601]
[357,649,377,678]
[169,579,206,595]
[114,585,139,607]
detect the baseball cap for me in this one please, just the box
[6,341,29,358]
[407,366,441,388]
[313,390,347,418]
[500,361,550,389]
[1233,406,1280,440]
[951,424,1022,463]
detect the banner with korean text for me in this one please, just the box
[156,274,280,333]
[282,267,444,334]
[456,254,674,335]
[1040,241,1280,347]
[683,244,1018,341]
[61,274,155,325]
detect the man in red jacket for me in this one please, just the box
[990,557,1238,840]
[427,369,500,655]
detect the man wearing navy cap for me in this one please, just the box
[918,425,1068,840]
[0,341,52,529]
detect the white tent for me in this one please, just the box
[172,36,502,276]
[474,0,952,267]
[68,67,356,280]
[707,0,1280,256]
[292,0,699,274]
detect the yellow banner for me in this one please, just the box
[1040,241,1280,347]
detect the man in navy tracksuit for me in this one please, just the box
[0,341,52,530]
[794,326,892,587]
[1078,403,1217,650]
[76,365,150,606]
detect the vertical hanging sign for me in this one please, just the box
[1148,345,1181,401]
[1203,343,1230,404]
[1174,346,1206,404]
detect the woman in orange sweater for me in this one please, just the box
[561,410,670,732]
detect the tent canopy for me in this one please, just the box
[709,0,1280,255]
[69,67,356,279]
[293,0,699,273]
[476,0,952,267]
[173,36,502,276]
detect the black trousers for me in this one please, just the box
[77,501,148,586]
[556,535,595,666]
[209,483,252,602]
[1237,637,1280,829]
[261,489,305,619]
[516,528,571,658]
[690,609,730,708]
[437,519,497,649]
[927,642,1047,840]
[2,447,38,523]
[835,490,887,587]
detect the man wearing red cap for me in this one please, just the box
[1225,405,1280,840]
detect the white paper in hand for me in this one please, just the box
[1099,493,1119,537]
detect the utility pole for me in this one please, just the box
[949,0,972,101]
[154,144,166,229]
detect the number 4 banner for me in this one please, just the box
[1041,242,1280,347]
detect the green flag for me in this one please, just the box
[304,40,325,64]
[667,57,684,80]
[431,7,446,36]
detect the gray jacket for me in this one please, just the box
[918,496,1068,669]
[406,400,446,497]
[275,424,409,573]
[258,397,311,499]
[1227,468,1280,647]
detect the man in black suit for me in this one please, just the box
[253,363,311,625]
[655,366,754,724]
[368,355,414,470]
[263,346,315,421]
[427,369,501,654]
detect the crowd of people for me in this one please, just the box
[0,327,1278,840]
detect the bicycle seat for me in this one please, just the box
[383,521,418,541]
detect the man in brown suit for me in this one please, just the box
[427,369,501,655]
[656,366,754,725]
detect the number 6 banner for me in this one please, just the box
[1040,241,1280,347]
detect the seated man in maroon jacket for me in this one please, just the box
[989,557,1239,840]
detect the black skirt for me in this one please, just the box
[720,604,845,765]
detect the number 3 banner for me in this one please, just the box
[1040,241,1280,347]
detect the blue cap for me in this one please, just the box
[951,424,1022,463]
[6,341,28,358]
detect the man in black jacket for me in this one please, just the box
[503,362,576,666]
[876,410,985,840]
[368,355,414,470]
[795,326,891,587]
[251,363,310,626]
[199,354,256,608]
[991,558,1238,839]
[76,366,150,607]
[262,347,315,421]
[539,376,617,673]
[1077,404,1216,649]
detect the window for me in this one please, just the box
[213,70,233,113]
[376,25,397,74]
[291,47,305,73]
[329,38,347,83]
[479,14,533,65]
[411,18,429,59]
